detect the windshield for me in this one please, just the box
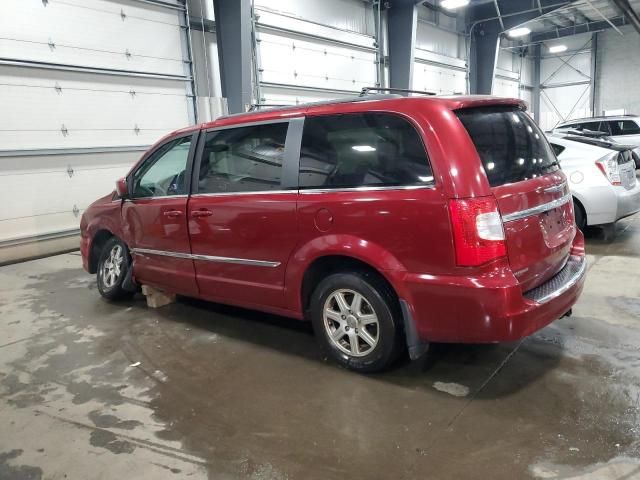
[456,106,560,187]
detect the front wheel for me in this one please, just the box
[97,237,134,301]
[310,272,404,373]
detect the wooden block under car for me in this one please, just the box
[141,285,176,308]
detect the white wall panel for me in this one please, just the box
[1,0,185,76]
[539,33,593,130]
[493,77,520,98]
[413,62,466,95]
[258,30,376,95]
[0,150,140,245]
[0,65,190,149]
[254,0,374,36]
[595,25,640,115]
[0,0,193,255]
[416,22,463,59]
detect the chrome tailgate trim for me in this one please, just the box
[502,192,572,223]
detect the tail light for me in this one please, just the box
[448,197,507,267]
[595,152,621,186]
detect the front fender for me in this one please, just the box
[283,234,409,314]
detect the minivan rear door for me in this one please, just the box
[456,106,575,292]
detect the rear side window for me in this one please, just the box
[456,106,559,187]
[550,143,565,156]
[197,123,288,194]
[299,113,433,189]
[609,120,640,135]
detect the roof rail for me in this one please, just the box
[248,103,289,112]
[360,87,437,97]
[217,94,402,120]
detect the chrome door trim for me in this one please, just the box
[501,193,572,223]
[298,184,435,194]
[131,248,281,268]
[190,189,296,198]
[125,194,189,202]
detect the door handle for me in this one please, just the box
[163,210,183,218]
[191,209,213,218]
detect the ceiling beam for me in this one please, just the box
[609,0,640,34]
[531,15,627,40]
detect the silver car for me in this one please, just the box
[547,136,640,230]
[552,115,640,146]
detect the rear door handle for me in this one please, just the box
[191,209,213,218]
[163,210,183,218]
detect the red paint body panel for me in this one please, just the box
[187,192,298,308]
[121,197,198,296]
[80,95,586,345]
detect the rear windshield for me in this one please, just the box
[456,106,559,187]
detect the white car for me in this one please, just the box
[547,136,640,230]
[552,115,640,147]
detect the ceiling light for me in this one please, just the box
[548,44,567,53]
[440,0,470,9]
[352,145,376,152]
[507,27,531,38]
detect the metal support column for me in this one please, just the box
[532,44,541,122]
[212,0,253,113]
[469,24,500,94]
[387,0,417,92]
[590,32,598,116]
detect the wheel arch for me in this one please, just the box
[88,229,115,273]
[299,254,402,317]
[572,194,588,227]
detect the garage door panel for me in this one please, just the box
[0,66,188,95]
[1,0,184,75]
[0,85,189,131]
[413,62,466,95]
[0,129,173,150]
[0,166,128,222]
[258,31,376,92]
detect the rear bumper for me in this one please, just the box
[614,182,640,221]
[398,241,586,344]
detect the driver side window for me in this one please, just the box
[132,136,192,198]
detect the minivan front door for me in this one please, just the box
[122,133,198,296]
[187,120,301,309]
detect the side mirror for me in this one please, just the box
[115,177,129,199]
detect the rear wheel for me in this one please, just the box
[97,237,134,301]
[310,271,404,373]
[573,199,586,231]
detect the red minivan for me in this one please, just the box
[80,95,586,372]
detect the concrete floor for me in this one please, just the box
[1,218,640,480]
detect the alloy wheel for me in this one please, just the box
[101,244,124,289]
[323,289,380,357]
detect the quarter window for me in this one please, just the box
[132,135,192,198]
[197,123,288,194]
[608,120,640,135]
[299,113,433,189]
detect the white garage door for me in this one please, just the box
[254,1,377,105]
[0,0,193,260]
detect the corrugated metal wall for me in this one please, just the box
[538,33,593,131]
[0,0,193,263]
[413,11,467,95]
[595,25,640,116]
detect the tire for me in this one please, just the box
[96,237,134,301]
[309,271,404,373]
[573,199,586,232]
